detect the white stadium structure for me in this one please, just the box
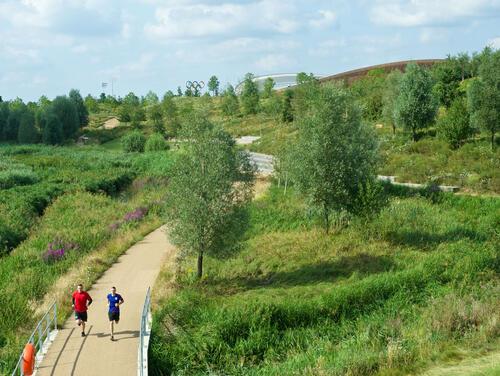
[235,73,324,94]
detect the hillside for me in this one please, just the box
[149,182,499,375]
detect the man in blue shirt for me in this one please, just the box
[107,286,124,341]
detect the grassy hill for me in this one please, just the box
[149,182,499,375]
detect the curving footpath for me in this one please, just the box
[36,225,173,376]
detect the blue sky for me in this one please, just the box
[1,0,499,101]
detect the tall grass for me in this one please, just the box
[150,184,499,375]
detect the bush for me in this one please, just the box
[437,97,475,149]
[145,134,169,152]
[121,131,146,153]
[0,169,39,189]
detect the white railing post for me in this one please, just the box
[11,302,58,376]
[138,287,152,376]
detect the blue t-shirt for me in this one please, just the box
[107,293,123,313]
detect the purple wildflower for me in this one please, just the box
[42,238,79,263]
[123,207,148,222]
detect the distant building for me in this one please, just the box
[235,59,444,94]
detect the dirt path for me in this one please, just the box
[419,351,500,376]
[36,226,173,376]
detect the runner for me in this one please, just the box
[107,286,124,341]
[72,284,93,337]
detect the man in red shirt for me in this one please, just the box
[72,283,93,337]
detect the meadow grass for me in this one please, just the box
[0,144,173,373]
[150,182,499,375]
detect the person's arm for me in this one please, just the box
[87,293,93,307]
[72,295,75,309]
[119,296,124,306]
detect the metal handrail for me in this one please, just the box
[138,287,152,376]
[12,302,58,376]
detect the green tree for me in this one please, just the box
[145,133,168,152]
[17,111,38,144]
[84,94,98,113]
[220,84,239,116]
[262,77,275,98]
[121,130,146,152]
[468,48,499,149]
[123,92,140,106]
[296,72,316,85]
[162,96,180,137]
[382,70,403,135]
[208,75,220,96]
[350,68,386,122]
[144,90,159,105]
[42,111,63,145]
[4,103,25,141]
[149,103,165,133]
[240,73,259,114]
[51,96,80,139]
[0,102,9,142]
[69,89,89,127]
[283,84,379,233]
[438,97,474,149]
[394,63,437,141]
[177,86,183,97]
[164,115,255,278]
[163,91,175,101]
[282,89,294,123]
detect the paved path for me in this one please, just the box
[36,226,173,376]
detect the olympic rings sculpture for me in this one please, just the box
[186,80,205,91]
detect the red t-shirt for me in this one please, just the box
[72,291,92,312]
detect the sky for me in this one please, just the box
[1,0,499,101]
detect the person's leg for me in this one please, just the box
[81,320,86,335]
[110,321,114,339]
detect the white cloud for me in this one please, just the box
[419,27,449,43]
[254,53,294,71]
[371,0,500,27]
[309,10,336,29]
[308,38,346,56]
[488,36,500,48]
[144,0,300,40]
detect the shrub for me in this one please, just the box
[0,169,39,189]
[121,131,146,152]
[145,134,169,152]
[437,97,474,148]
[42,239,79,263]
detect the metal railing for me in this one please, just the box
[12,302,58,376]
[138,287,152,376]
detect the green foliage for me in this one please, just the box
[221,85,240,116]
[382,70,403,134]
[41,111,63,145]
[296,72,316,85]
[240,73,260,115]
[84,94,99,113]
[177,86,183,97]
[395,63,438,141]
[283,84,379,232]
[145,133,168,152]
[121,131,146,152]
[149,103,165,134]
[150,184,500,375]
[69,89,89,126]
[17,111,38,144]
[4,103,25,141]
[282,89,294,123]
[208,75,220,96]
[350,68,386,122]
[262,77,275,99]
[51,96,80,139]
[0,102,9,142]
[164,114,255,277]
[144,90,160,105]
[467,48,500,149]
[162,96,180,137]
[437,97,475,149]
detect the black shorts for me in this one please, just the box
[75,311,88,322]
[108,311,120,322]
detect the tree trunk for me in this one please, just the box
[197,251,203,279]
[491,131,495,151]
[392,123,396,135]
[412,128,417,142]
